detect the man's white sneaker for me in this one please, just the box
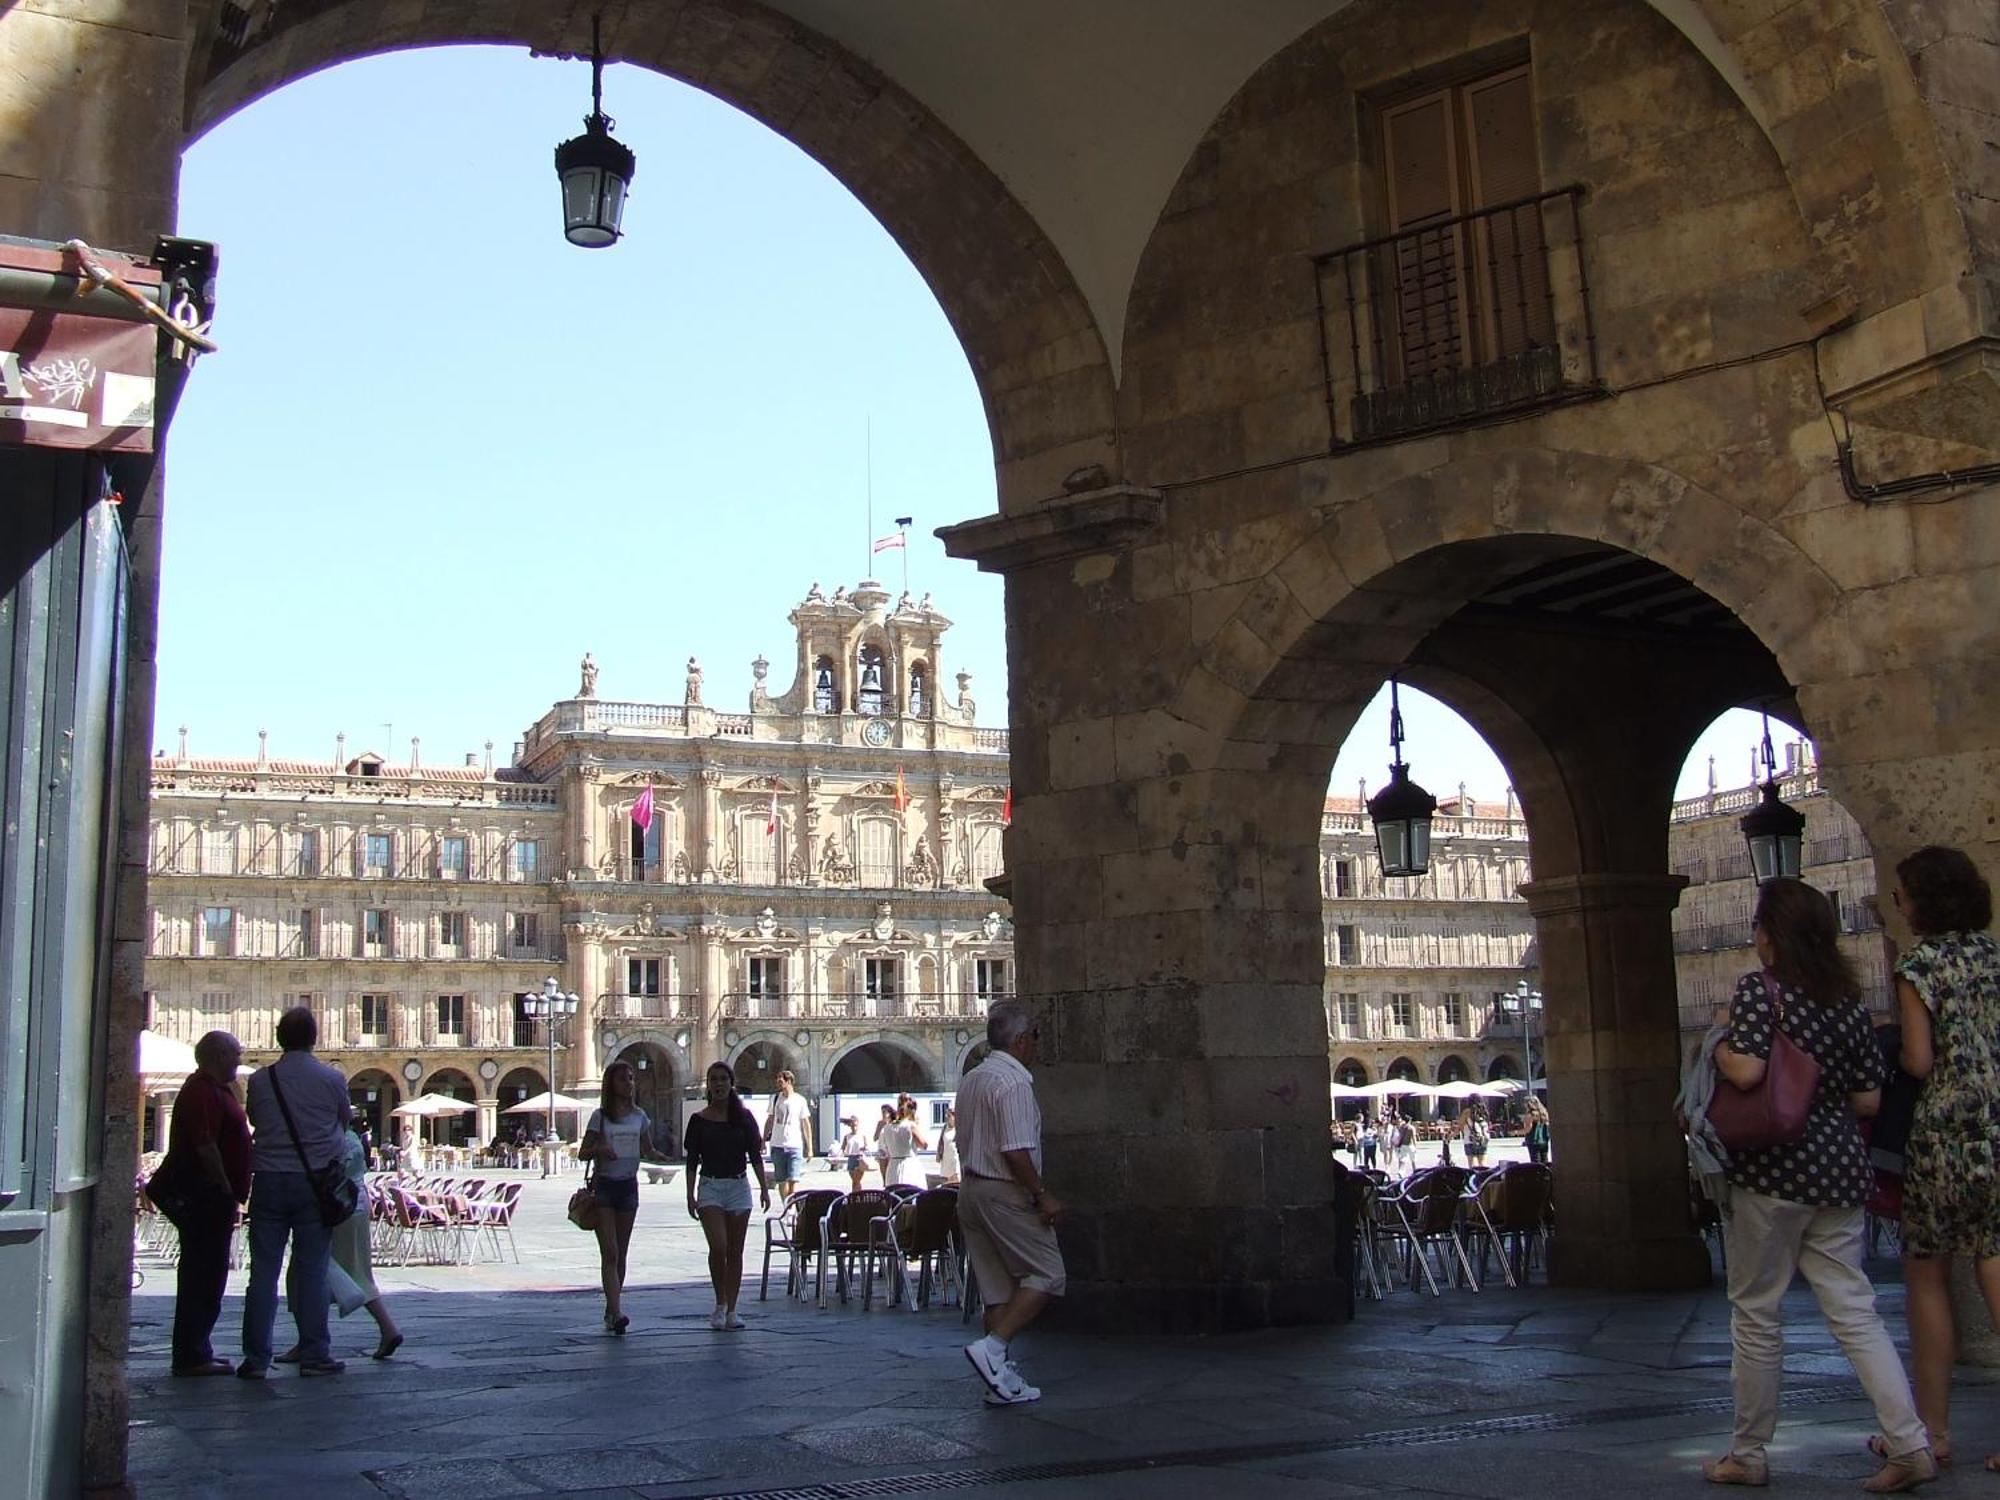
[984,1371,1041,1405]
[963,1339,1009,1393]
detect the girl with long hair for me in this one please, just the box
[1890,846,2000,1472]
[1703,878,1933,1491]
[578,1060,662,1334]
[684,1062,771,1330]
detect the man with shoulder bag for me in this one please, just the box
[239,1006,353,1379]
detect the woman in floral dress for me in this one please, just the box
[1895,845,2000,1471]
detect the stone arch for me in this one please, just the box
[495,1065,547,1123]
[609,1040,681,1148]
[185,5,1118,511]
[1487,1055,1523,1082]
[827,1035,939,1094]
[346,1067,401,1147]
[1333,1057,1370,1088]
[726,1033,803,1093]
[420,1066,479,1146]
[957,1038,992,1077]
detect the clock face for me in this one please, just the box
[862,718,892,747]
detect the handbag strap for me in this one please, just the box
[265,1058,324,1174]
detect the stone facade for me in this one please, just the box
[1669,746,1891,1059]
[1321,795,1538,1095]
[143,580,1014,1149]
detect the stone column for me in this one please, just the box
[1519,872,1711,1291]
[570,923,605,1094]
[475,1098,498,1148]
[696,767,721,881]
[692,919,724,1075]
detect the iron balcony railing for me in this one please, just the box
[596,992,697,1023]
[1313,185,1602,445]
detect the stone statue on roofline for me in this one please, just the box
[578,653,598,698]
[685,657,704,706]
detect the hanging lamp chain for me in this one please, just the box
[1387,677,1407,769]
[588,12,614,132]
[1758,704,1777,782]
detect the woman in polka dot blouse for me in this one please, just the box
[1703,878,1934,1493]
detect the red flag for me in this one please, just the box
[631,782,654,832]
[766,787,779,835]
[895,765,908,812]
[1002,785,1012,825]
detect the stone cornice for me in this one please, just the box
[937,485,1164,574]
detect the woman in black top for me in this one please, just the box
[684,1062,770,1330]
[1704,879,1933,1492]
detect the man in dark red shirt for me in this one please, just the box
[167,1031,249,1375]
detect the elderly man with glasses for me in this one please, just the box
[955,1001,1064,1406]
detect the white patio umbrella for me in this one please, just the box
[392,1093,477,1117]
[1476,1079,1526,1096]
[502,1091,590,1115]
[1329,1082,1370,1099]
[137,1029,196,1091]
[1356,1079,1434,1098]
[1431,1079,1488,1100]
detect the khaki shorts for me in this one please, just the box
[958,1173,1065,1298]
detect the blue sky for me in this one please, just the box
[165,45,1774,799]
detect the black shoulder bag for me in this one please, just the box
[267,1062,360,1227]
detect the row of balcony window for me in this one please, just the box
[149,980,1007,1049]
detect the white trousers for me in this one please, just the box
[1722,1188,1927,1462]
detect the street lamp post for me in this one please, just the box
[524,977,579,1178]
[1508,979,1544,1105]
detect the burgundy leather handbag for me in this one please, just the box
[1708,973,1821,1151]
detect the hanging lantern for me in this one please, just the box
[1740,708,1806,884]
[1366,678,1438,877]
[554,16,636,248]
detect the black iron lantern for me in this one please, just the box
[1366,678,1438,877]
[1740,707,1806,884]
[554,16,635,248]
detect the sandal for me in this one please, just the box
[1869,1435,1951,1467]
[1701,1455,1770,1487]
[371,1332,404,1361]
[1861,1449,1936,1493]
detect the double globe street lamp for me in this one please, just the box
[523,977,579,1177]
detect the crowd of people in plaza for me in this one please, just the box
[146,845,2000,1456]
[147,998,1063,1408]
[1336,1095,1550,1174]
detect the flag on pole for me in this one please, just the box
[766,787,780,835]
[1002,786,1012,825]
[872,533,906,554]
[895,765,909,811]
[631,782,654,832]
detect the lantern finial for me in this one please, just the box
[1365,678,1438,877]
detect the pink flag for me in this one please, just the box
[631,783,654,832]
[766,787,779,835]
[872,533,906,554]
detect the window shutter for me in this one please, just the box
[1381,88,1468,383]
[1461,65,1552,355]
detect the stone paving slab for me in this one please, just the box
[126,1172,2000,1498]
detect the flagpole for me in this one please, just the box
[865,415,873,579]
[896,515,911,595]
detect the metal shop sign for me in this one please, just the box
[0,308,155,454]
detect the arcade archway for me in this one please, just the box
[830,1040,937,1094]
[421,1067,478,1147]
[612,1042,679,1152]
[347,1069,400,1150]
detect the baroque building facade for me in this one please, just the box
[1322,739,1887,1104]
[144,580,1014,1149]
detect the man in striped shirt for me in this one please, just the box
[956,1000,1064,1405]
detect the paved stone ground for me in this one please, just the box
[127,1169,2000,1499]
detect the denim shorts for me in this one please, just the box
[696,1175,753,1214]
[594,1175,639,1213]
[770,1147,802,1183]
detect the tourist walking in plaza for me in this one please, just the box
[956,1001,1064,1406]
[684,1061,771,1330]
[165,1031,249,1376]
[873,1103,896,1184]
[936,1105,961,1184]
[239,1007,351,1379]
[883,1097,931,1188]
[1704,879,1934,1492]
[1522,1098,1551,1164]
[839,1115,870,1190]
[1464,1104,1491,1168]
[579,1060,661,1335]
[762,1069,812,1202]
[1890,846,2000,1473]
[279,1121,403,1362]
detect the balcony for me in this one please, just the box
[1314,186,1602,445]
[596,992,695,1023]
